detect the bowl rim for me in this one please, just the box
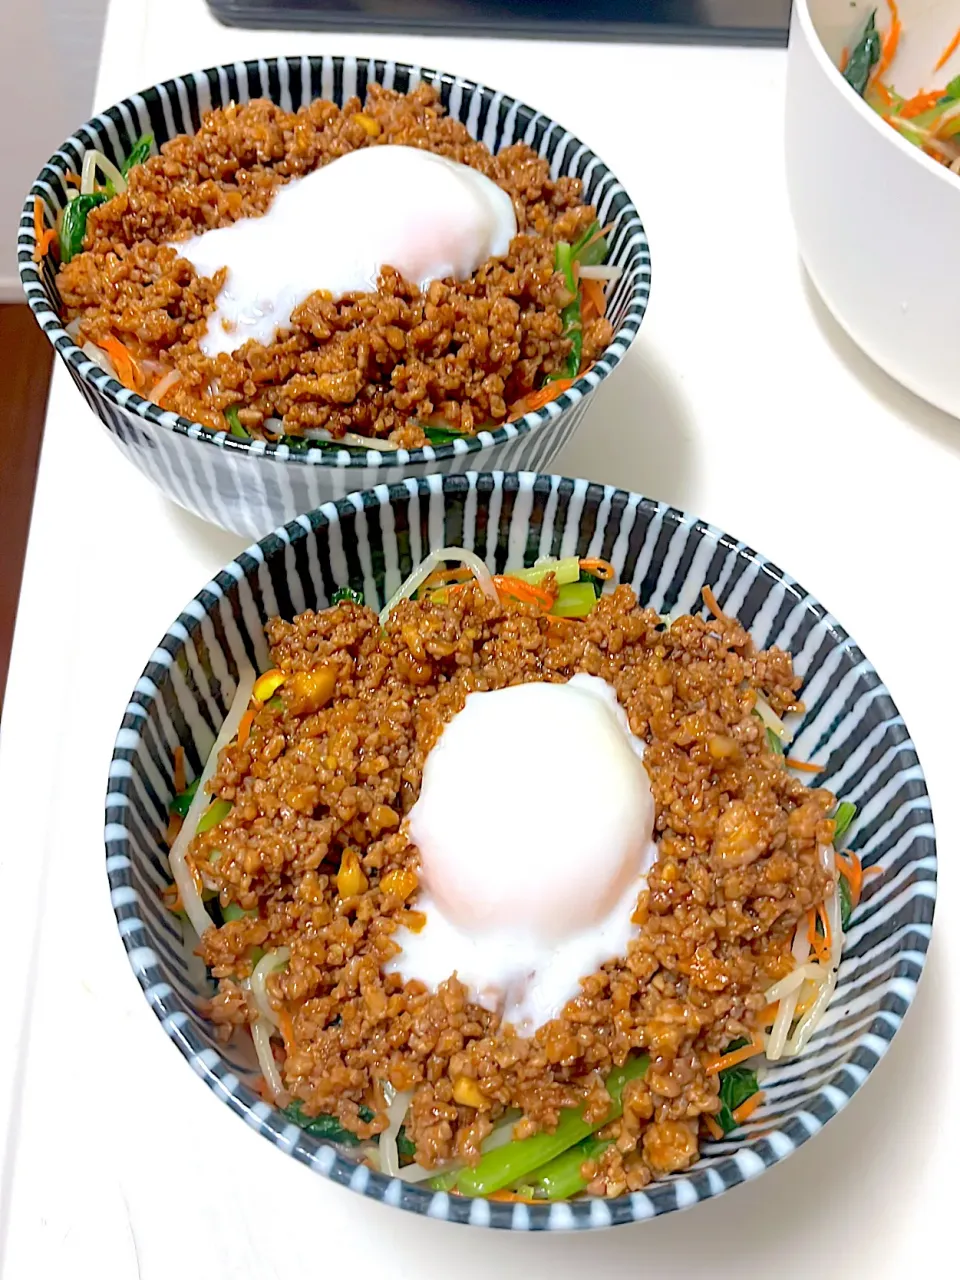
[104,469,937,1230]
[793,0,960,195]
[17,55,651,472]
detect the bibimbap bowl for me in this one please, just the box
[18,57,650,540]
[105,471,936,1230]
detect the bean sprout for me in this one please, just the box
[168,667,256,938]
[379,546,499,625]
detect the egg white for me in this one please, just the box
[173,144,518,357]
[386,675,657,1035]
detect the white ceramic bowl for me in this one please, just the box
[786,1,960,417]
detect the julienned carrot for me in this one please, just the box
[32,198,57,262]
[807,906,832,964]
[836,849,864,906]
[276,1007,298,1051]
[701,585,732,625]
[420,566,473,593]
[493,574,555,609]
[173,744,186,794]
[236,708,255,750]
[579,557,615,581]
[874,0,901,83]
[97,336,145,391]
[872,80,894,107]
[934,25,960,72]
[756,1002,779,1026]
[165,813,183,847]
[785,756,823,774]
[704,1036,764,1076]
[580,276,607,323]
[525,379,576,413]
[703,1115,724,1141]
[900,90,946,119]
[732,1092,764,1125]
[839,46,850,73]
[863,864,883,879]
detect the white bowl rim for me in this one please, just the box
[793,0,960,195]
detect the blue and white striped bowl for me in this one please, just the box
[105,471,936,1230]
[19,56,650,540]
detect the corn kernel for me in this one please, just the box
[336,848,368,898]
[287,665,337,715]
[354,113,381,137]
[708,734,739,760]
[381,868,418,901]
[253,668,286,702]
[402,909,427,934]
[369,803,400,835]
[452,1075,489,1109]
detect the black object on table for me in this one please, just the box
[206,1,792,46]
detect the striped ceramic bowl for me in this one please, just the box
[104,471,936,1230]
[18,56,650,540]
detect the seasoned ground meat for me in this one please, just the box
[58,84,614,445]
[188,581,835,1195]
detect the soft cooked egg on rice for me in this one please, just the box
[174,144,518,358]
[386,674,657,1034]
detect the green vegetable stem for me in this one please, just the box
[196,797,232,834]
[526,1136,611,1200]
[450,1055,649,1197]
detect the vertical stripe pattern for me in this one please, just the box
[104,472,936,1230]
[18,57,651,539]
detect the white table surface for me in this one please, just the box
[0,2,955,1276]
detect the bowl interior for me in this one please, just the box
[807,0,960,90]
[19,55,650,471]
[106,471,935,1230]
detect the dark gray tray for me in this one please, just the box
[206,1,791,46]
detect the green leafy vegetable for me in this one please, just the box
[766,726,785,756]
[169,777,199,818]
[283,1101,375,1145]
[843,10,881,97]
[278,434,314,453]
[943,75,960,101]
[579,568,604,599]
[421,423,465,445]
[397,1126,417,1162]
[59,192,107,263]
[838,874,853,931]
[121,132,154,176]
[196,797,232,834]
[832,800,857,845]
[224,405,250,438]
[714,1038,760,1135]
[331,585,364,606]
[449,1055,649,1197]
[571,220,608,267]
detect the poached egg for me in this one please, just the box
[386,675,657,1034]
[173,144,518,358]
